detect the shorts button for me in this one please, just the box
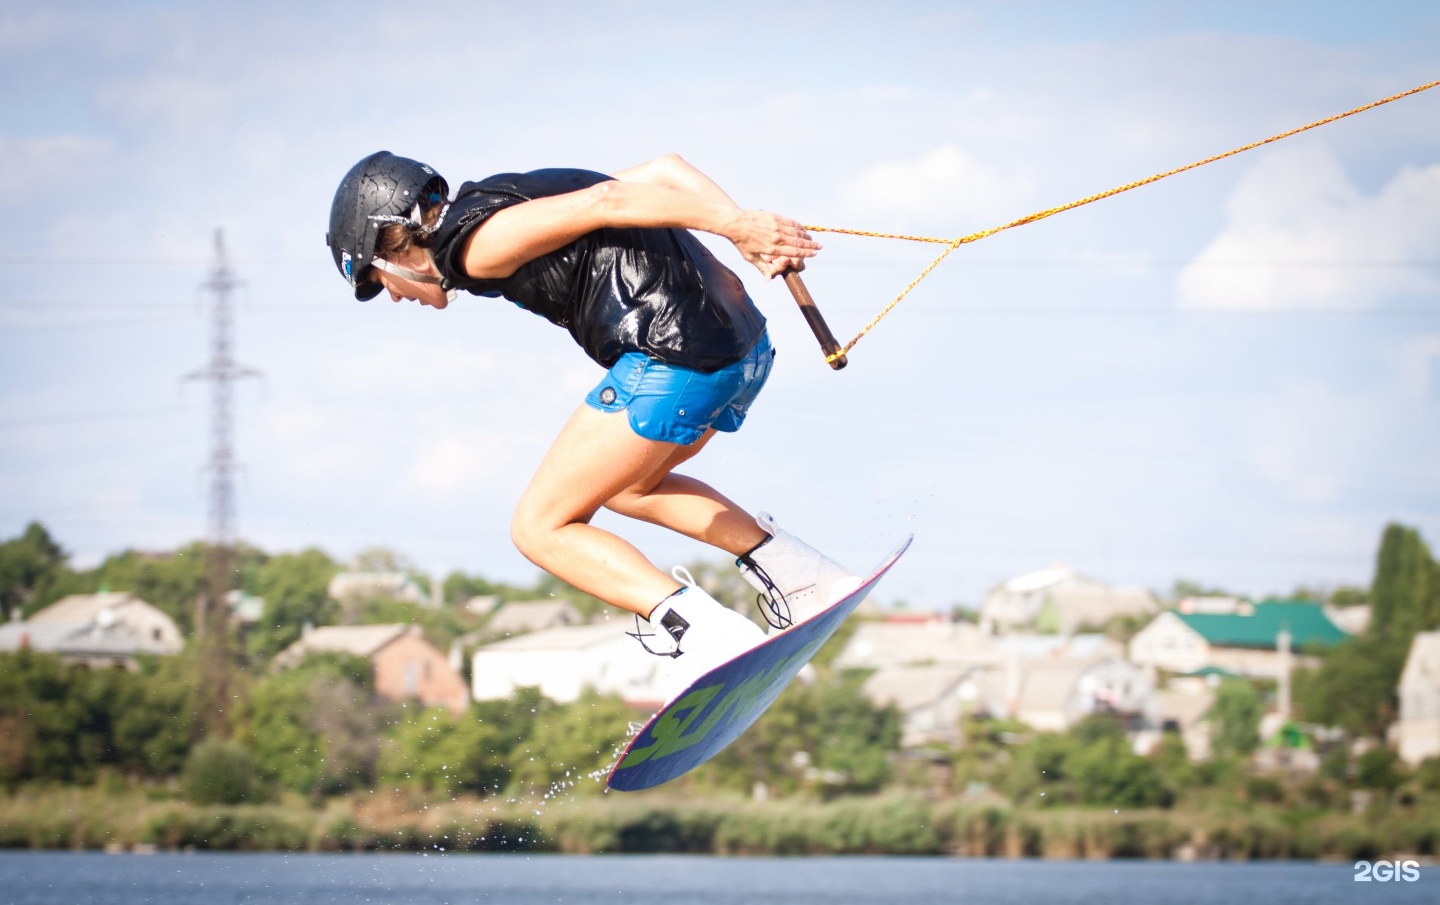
[678,409,686,416]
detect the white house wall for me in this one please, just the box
[471,634,664,705]
[1129,612,1209,673]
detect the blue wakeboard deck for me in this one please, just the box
[606,536,912,791]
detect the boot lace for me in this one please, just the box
[628,570,698,658]
[626,612,684,657]
[740,556,794,631]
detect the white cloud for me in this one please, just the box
[1179,146,1440,309]
[399,427,533,499]
[0,135,113,195]
[842,145,1036,229]
[1237,377,1429,506]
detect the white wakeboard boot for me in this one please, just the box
[631,566,766,704]
[736,511,863,633]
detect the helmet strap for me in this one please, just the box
[370,256,444,286]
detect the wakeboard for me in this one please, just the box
[606,536,912,791]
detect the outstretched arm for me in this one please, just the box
[611,153,740,208]
[461,155,819,281]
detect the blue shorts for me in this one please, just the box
[585,333,775,444]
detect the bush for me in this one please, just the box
[1246,776,1287,804]
[933,802,1011,857]
[181,740,264,805]
[144,807,309,851]
[1321,824,1382,861]
[1354,747,1403,791]
[1415,757,1440,792]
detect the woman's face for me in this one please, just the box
[373,246,450,309]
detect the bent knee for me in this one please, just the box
[509,509,547,561]
[510,506,591,560]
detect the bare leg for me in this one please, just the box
[511,406,762,616]
[603,429,767,557]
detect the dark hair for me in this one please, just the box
[375,202,445,260]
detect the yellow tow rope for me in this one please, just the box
[804,79,1440,361]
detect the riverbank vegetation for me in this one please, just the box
[3,781,1439,859]
[3,521,1439,858]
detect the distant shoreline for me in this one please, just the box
[3,785,1434,862]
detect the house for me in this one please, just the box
[992,632,1121,662]
[860,666,978,747]
[464,595,500,616]
[1128,600,1347,679]
[832,620,998,670]
[979,565,1156,634]
[483,600,584,637]
[839,621,1148,740]
[327,572,428,608]
[471,622,666,707]
[1176,596,1245,614]
[1323,603,1371,636]
[1131,687,1216,762]
[1394,631,1440,766]
[833,619,1118,673]
[0,592,184,668]
[27,592,184,650]
[275,623,469,713]
[990,655,1156,733]
[226,589,264,624]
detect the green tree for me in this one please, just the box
[702,670,901,797]
[1065,735,1171,808]
[504,691,634,796]
[240,654,382,796]
[1297,523,1438,737]
[1002,730,1076,805]
[1371,524,1438,640]
[1353,745,1403,792]
[1327,585,1368,607]
[1210,680,1263,757]
[380,706,514,796]
[358,598,472,649]
[246,547,340,661]
[1295,633,1403,737]
[0,650,200,786]
[81,542,220,635]
[999,717,1173,809]
[351,547,413,573]
[0,522,68,618]
[107,655,198,776]
[0,650,105,785]
[1170,578,1234,601]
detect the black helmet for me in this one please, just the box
[326,151,449,300]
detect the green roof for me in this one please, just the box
[1177,666,1239,679]
[1175,601,1347,650]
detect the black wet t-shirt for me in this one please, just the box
[428,168,767,373]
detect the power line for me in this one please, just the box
[0,497,196,519]
[0,405,185,430]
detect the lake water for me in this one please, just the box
[0,852,1431,905]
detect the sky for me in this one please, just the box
[1,0,1437,611]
